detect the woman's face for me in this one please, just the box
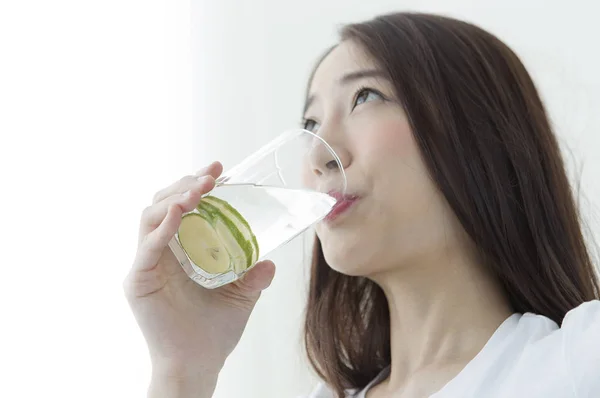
[303,40,460,277]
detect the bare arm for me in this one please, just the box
[148,368,219,398]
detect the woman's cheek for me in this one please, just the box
[355,116,416,160]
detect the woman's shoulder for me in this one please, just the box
[561,298,600,330]
[559,299,600,397]
[517,299,600,396]
[300,301,600,398]
[517,299,600,338]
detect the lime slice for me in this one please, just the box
[213,218,248,274]
[198,199,257,273]
[178,213,231,274]
[203,196,259,267]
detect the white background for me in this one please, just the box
[1,1,599,397]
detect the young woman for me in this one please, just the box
[124,12,600,398]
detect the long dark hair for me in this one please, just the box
[303,12,600,397]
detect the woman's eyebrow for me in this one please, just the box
[338,69,388,84]
[304,69,387,114]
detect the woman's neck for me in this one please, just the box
[369,243,514,395]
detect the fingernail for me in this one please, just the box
[183,190,191,197]
[197,175,208,182]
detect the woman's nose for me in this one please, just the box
[307,138,351,178]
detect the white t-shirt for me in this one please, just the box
[305,300,600,398]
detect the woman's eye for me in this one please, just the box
[354,88,382,108]
[303,118,320,133]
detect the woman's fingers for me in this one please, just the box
[134,203,184,274]
[152,161,223,204]
[235,260,276,293]
[132,162,223,275]
[194,161,223,178]
[139,176,214,239]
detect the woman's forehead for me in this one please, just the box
[308,41,375,93]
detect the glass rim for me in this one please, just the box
[216,128,347,194]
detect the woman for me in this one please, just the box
[124,12,600,398]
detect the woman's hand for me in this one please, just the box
[123,161,276,397]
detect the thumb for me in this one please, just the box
[237,260,276,292]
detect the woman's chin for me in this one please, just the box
[322,249,370,277]
[317,230,377,276]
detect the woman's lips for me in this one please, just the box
[325,191,360,222]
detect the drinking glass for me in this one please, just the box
[168,129,346,289]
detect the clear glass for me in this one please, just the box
[168,129,347,289]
